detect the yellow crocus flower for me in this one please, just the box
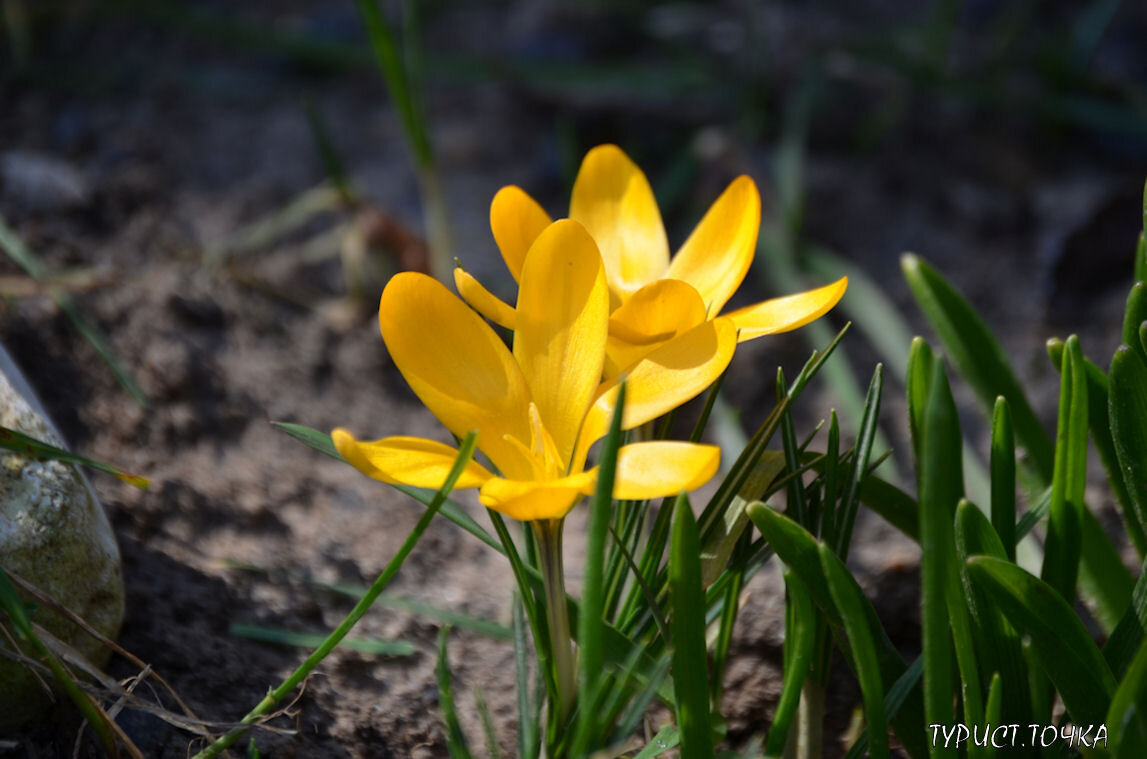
[455,144,848,377]
[332,219,729,523]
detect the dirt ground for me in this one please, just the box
[2,2,1146,757]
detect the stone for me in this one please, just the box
[0,345,125,729]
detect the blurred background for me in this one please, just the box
[1,1,1146,756]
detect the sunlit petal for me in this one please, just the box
[570,144,669,303]
[513,219,609,468]
[612,442,720,500]
[479,471,598,522]
[665,175,761,314]
[726,277,848,341]
[490,185,552,282]
[332,430,493,489]
[379,272,533,479]
[605,279,707,377]
[575,317,737,468]
[454,268,517,329]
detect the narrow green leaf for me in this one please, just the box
[228,623,414,656]
[0,425,149,490]
[819,544,888,759]
[1107,639,1147,758]
[572,383,626,756]
[272,422,504,553]
[842,656,925,759]
[633,724,680,759]
[1103,556,1147,678]
[437,627,473,759]
[905,336,936,464]
[314,584,512,640]
[953,502,1033,742]
[966,556,1116,725]
[747,504,928,759]
[820,411,842,546]
[513,594,540,759]
[0,215,149,408]
[1015,485,1052,540]
[763,572,816,759]
[982,673,1003,759]
[669,495,713,759]
[1110,345,1147,542]
[901,253,1053,481]
[1041,335,1087,602]
[778,366,809,527]
[990,397,1017,561]
[1124,283,1147,365]
[834,363,884,558]
[355,0,431,167]
[917,359,962,749]
[1080,506,1134,634]
[1047,338,1147,557]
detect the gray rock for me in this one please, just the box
[0,345,124,729]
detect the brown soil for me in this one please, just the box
[2,2,1145,757]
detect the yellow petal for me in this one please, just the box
[379,272,533,479]
[605,279,707,377]
[612,441,720,500]
[454,268,517,329]
[478,471,597,522]
[490,185,552,282]
[665,175,761,314]
[332,430,493,489]
[575,317,737,468]
[570,144,669,303]
[513,219,609,469]
[725,277,848,341]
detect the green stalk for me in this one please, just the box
[191,432,478,759]
[534,518,576,729]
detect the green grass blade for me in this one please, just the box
[513,593,540,759]
[1108,639,1147,758]
[834,363,884,558]
[1040,335,1088,602]
[228,623,414,656]
[354,0,430,167]
[819,544,889,759]
[0,568,120,756]
[747,504,928,759]
[1103,556,1147,678]
[670,494,713,759]
[917,360,962,751]
[1048,338,1147,556]
[990,397,1017,561]
[1110,345,1147,547]
[0,215,149,408]
[192,431,480,759]
[709,536,745,706]
[437,627,473,759]
[1123,283,1147,365]
[633,724,681,759]
[572,384,626,757]
[474,687,503,759]
[905,337,935,466]
[983,672,1003,759]
[778,367,810,528]
[966,556,1116,725]
[901,253,1053,481]
[842,656,925,759]
[954,501,1033,742]
[0,425,149,489]
[314,584,512,640]
[272,422,503,553]
[763,571,816,759]
[1015,485,1052,540]
[820,411,842,546]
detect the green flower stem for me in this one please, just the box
[534,518,576,727]
[191,434,478,759]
